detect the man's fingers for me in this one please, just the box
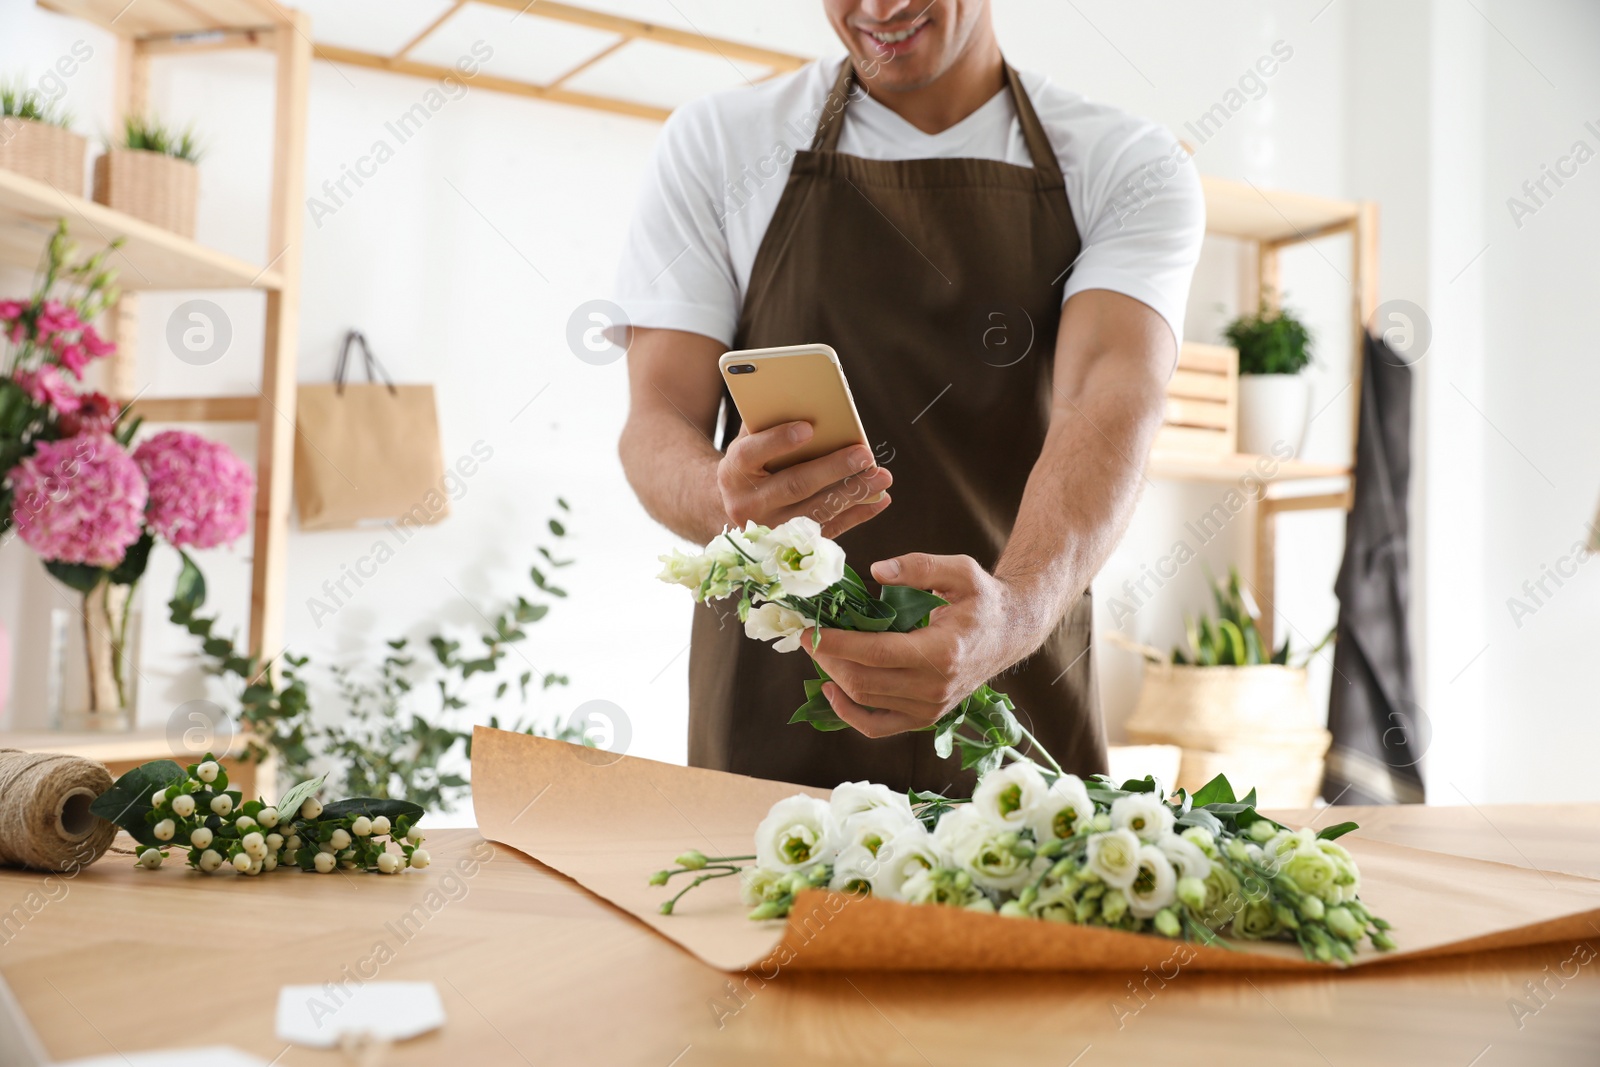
[782,468,892,527]
[803,626,925,669]
[822,683,925,739]
[870,552,984,595]
[726,420,813,474]
[820,491,892,539]
[765,444,877,505]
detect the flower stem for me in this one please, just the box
[1013,722,1065,776]
[662,866,741,912]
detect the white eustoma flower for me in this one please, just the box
[756,517,845,598]
[834,805,918,861]
[1028,773,1095,842]
[1156,832,1212,881]
[743,601,810,652]
[829,781,915,827]
[1127,845,1178,918]
[1085,828,1142,889]
[656,548,712,591]
[1109,793,1175,843]
[970,761,1049,831]
[869,826,944,901]
[829,843,880,895]
[935,804,1035,892]
[754,794,836,873]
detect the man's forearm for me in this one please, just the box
[994,367,1164,651]
[619,408,727,543]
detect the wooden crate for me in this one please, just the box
[1152,341,1238,455]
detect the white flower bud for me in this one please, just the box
[189,826,214,849]
[150,788,168,808]
[352,816,373,837]
[330,828,352,850]
[257,807,279,829]
[313,851,336,873]
[409,849,431,870]
[152,819,175,842]
[242,832,267,859]
[232,852,252,872]
[196,761,219,784]
[210,794,233,817]
[265,833,284,851]
[299,797,323,820]
[137,849,163,870]
[376,852,400,874]
[171,794,196,818]
[235,815,257,833]
[198,849,223,873]
[370,816,391,836]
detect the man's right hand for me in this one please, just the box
[718,421,892,538]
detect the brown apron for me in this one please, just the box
[689,61,1105,795]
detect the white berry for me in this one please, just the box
[330,828,352,850]
[376,852,400,874]
[313,851,336,873]
[171,794,196,818]
[257,807,279,829]
[199,849,223,873]
[210,794,233,817]
[300,797,323,820]
[409,849,431,870]
[371,816,391,836]
[190,826,214,849]
[137,849,163,869]
[242,832,267,859]
[352,816,372,838]
[232,852,252,872]
[150,788,168,808]
[406,827,425,844]
[286,834,303,851]
[196,761,219,783]
[152,819,175,842]
[266,833,284,851]
[235,815,257,833]
[263,853,278,872]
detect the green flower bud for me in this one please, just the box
[1247,819,1277,843]
[675,850,708,870]
[648,870,671,886]
[1091,813,1112,832]
[1176,875,1207,911]
[1074,897,1097,923]
[1100,888,1129,924]
[1274,904,1299,930]
[999,900,1029,918]
[747,899,789,921]
[1325,905,1363,942]
[1298,895,1325,921]
[1371,929,1397,951]
[658,900,675,915]
[1153,908,1182,938]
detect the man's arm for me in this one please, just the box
[618,327,895,544]
[805,289,1172,736]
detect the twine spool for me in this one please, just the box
[0,750,117,872]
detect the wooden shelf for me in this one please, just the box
[0,168,282,291]
[1202,174,1363,244]
[1148,450,1351,485]
[128,395,261,423]
[37,0,280,38]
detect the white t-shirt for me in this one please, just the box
[613,57,1205,350]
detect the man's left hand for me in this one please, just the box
[802,553,1045,738]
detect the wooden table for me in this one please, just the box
[1,805,1598,1066]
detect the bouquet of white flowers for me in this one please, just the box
[654,519,1394,963]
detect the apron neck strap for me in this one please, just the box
[808,59,1063,183]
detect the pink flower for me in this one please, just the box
[82,324,115,358]
[134,430,254,549]
[35,300,83,337]
[58,392,119,437]
[13,366,82,415]
[0,299,23,323]
[9,434,148,567]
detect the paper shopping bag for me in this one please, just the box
[293,330,448,531]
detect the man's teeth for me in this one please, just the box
[870,25,921,44]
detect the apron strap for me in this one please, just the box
[808,59,1064,187]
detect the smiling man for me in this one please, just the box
[616,0,1204,792]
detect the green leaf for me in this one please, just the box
[529,566,568,597]
[788,689,850,732]
[843,599,896,632]
[879,586,947,632]
[1317,821,1360,841]
[840,564,870,594]
[107,530,155,586]
[1190,773,1237,807]
[45,560,105,594]
[315,798,425,822]
[171,551,207,613]
[276,773,327,823]
[548,518,566,536]
[1175,808,1225,835]
[1216,619,1246,666]
[89,760,185,845]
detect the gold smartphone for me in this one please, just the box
[719,343,870,471]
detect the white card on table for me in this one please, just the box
[275,981,445,1048]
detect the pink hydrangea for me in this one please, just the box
[13,365,82,414]
[9,434,148,567]
[134,430,254,549]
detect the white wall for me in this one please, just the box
[2,0,1594,808]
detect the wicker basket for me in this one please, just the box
[92,148,199,237]
[0,118,86,193]
[1124,661,1331,807]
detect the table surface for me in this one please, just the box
[2,803,1598,1067]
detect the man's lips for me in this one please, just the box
[857,19,929,56]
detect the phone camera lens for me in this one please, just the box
[727,363,757,374]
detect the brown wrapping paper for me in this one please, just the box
[472,727,1600,972]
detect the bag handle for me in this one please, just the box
[333,330,398,397]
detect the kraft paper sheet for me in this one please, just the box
[472,727,1600,973]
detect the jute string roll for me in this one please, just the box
[0,750,117,872]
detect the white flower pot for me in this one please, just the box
[1237,373,1311,458]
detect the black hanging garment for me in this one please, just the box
[1322,332,1424,804]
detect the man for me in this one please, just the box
[616,0,1203,792]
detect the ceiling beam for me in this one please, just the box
[394,0,466,60]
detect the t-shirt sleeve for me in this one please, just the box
[611,99,741,346]
[1058,119,1206,352]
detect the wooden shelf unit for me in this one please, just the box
[17,0,309,694]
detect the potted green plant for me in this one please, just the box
[92,114,203,237]
[1224,299,1314,457]
[0,83,85,193]
[1120,569,1333,807]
